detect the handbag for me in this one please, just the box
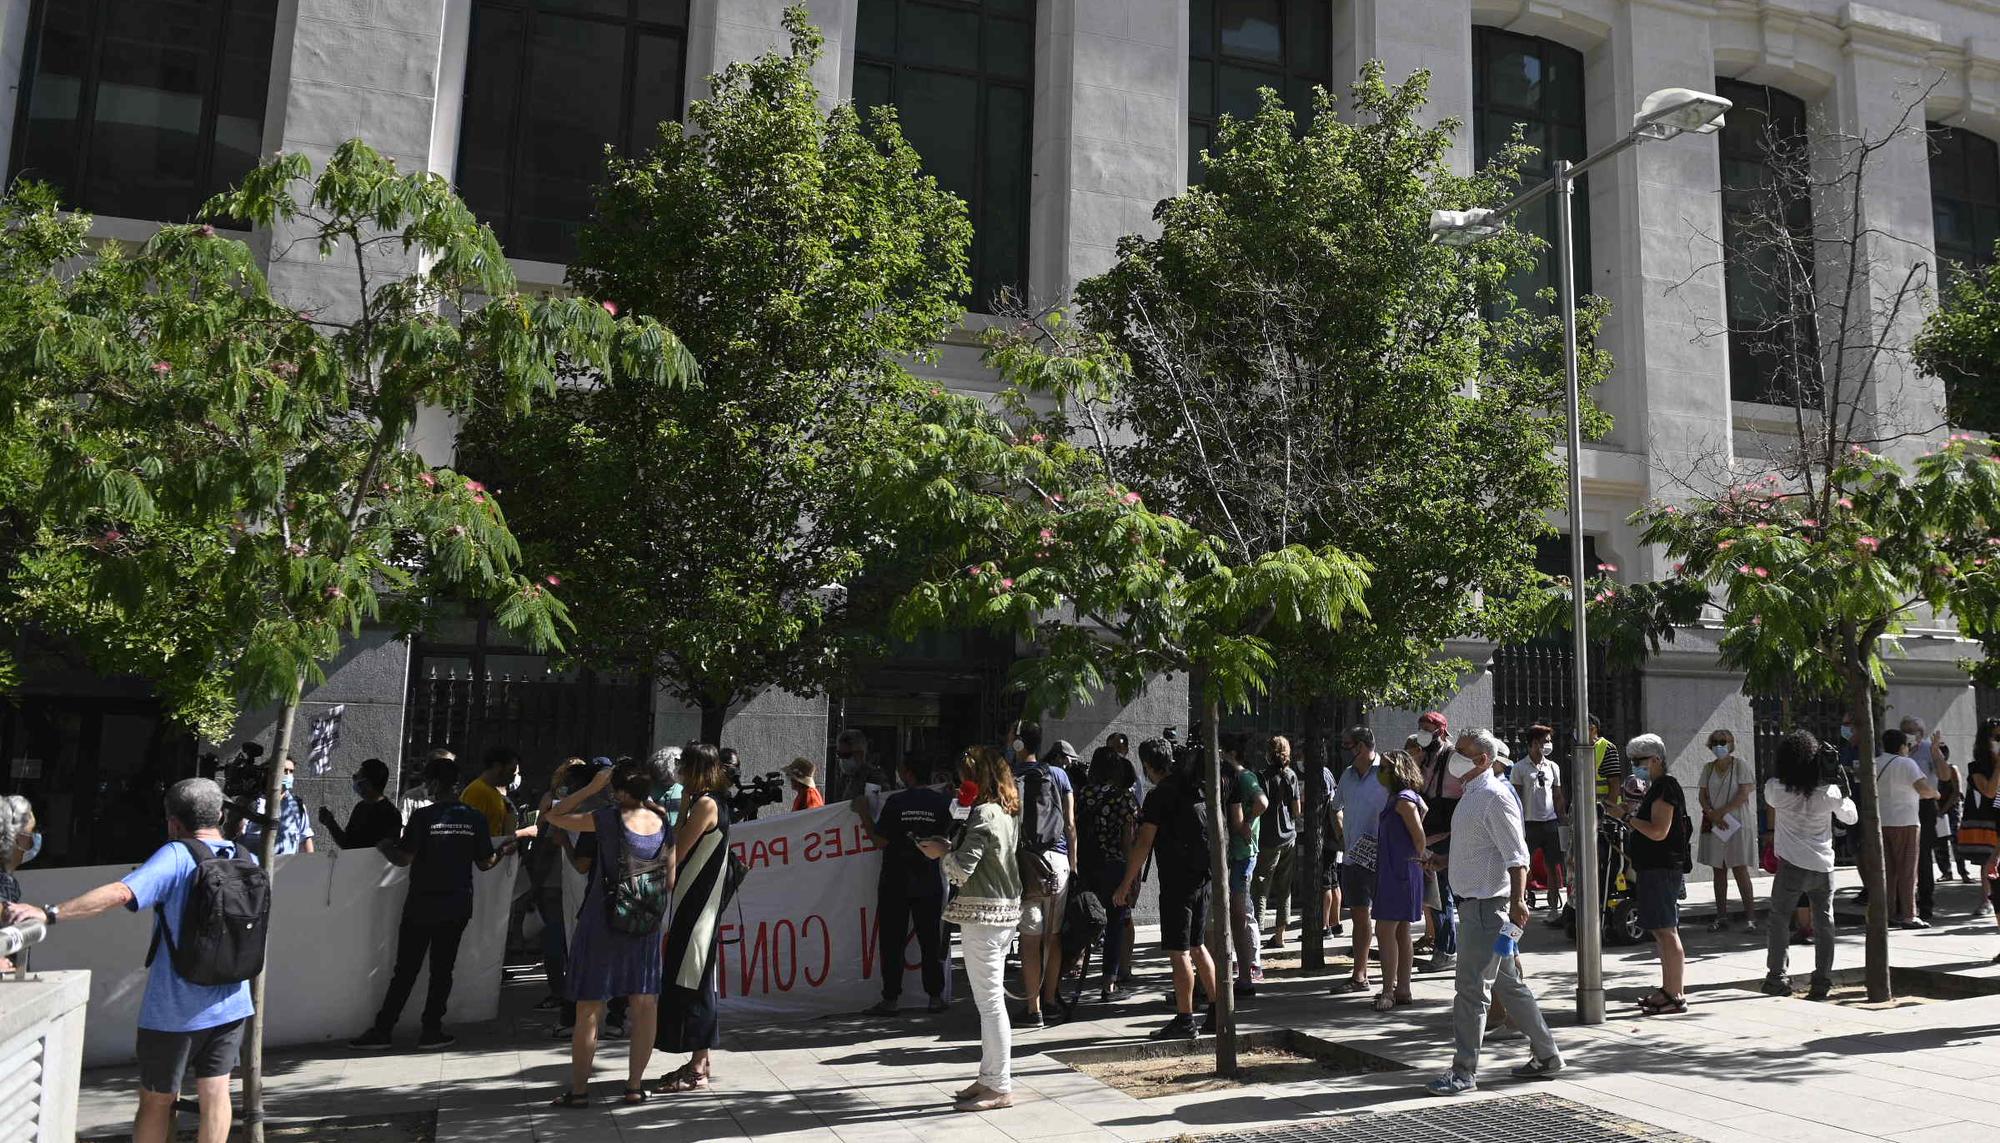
[1759,837,1779,875]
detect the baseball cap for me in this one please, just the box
[1051,739,1079,763]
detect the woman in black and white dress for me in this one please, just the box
[653,743,732,1094]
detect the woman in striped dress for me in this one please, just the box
[653,743,732,1093]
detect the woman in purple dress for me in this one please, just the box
[545,760,669,1107]
[1372,750,1432,1012]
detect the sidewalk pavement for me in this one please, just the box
[77,870,2000,1143]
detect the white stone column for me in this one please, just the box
[1335,0,1473,172]
[692,0,849,103]
[1030,0,1185,297]
[1832,4,1948,456]
[1599,0,1733,541]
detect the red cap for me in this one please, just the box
[1420,711,1448,731]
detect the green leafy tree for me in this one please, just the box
[461,7,974,745]
[1636,440,2000,1002]
[0,141,690,1137]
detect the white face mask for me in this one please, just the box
[1711,744,1731,760]
[1417,731,1436,749]
[1446,752,1478,780]
[508,772,523,793]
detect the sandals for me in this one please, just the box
[621,1087,648,1106]
[1639,992,1687,1016]
[1706,918,1727,933]
[1394,990,1414,1006]
[1634,988,1672,1010]
[1328,977,1369,995]
[651,1067,711,1094]
[956,1081,991,1101]
[549,1090,591,1109]
[955,1091,1013,1112]
[1373,993,1396,1013]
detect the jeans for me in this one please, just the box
[373,909,471,1032]
[1087,860,1131,983]
[1450,896,1558,1082]
[1252,842,1297,931]
[959,921,1013,1094]
[1764,859,1835,987]
[1433,855,1458,954]
[537,885,567,998]
[877,889,946,1002]
[1228,856,1262,984]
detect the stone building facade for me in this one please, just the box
[2,0,1995,850]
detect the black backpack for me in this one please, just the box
[146,839,270,987]
[1261,766,1298,845]
[1017,764,1067,892]
[1061,885,1108,952]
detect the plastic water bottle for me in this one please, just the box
[1486,919,1523,976]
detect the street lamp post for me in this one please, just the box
[1430,87,1730,1026]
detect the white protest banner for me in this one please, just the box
[716,801,930,1021]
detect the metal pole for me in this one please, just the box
[1553,159,1603,1026]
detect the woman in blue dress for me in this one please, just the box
[545,760,669,1107]
[1372,749,1432,1013]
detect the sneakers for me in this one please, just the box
[552,1024,575,1040]
[1150,1014,1198,1040]
[416,1028,455,1051]
[1262,934,1287,950]
[1897,918,1931,930]
[1199,1005,1218,1035]
[1235,982,1258,998]
[1011,1009,1045,1030]
[1426,1072,1477,1096]
[927,995,948,1014]
[602,1021,629,1040]
[347,1028,394,1051]
[1484,1022,1524,1042]
[862,999,901,1017]
[1511,1054,1565,1080]
[1423,953,1456,973]
[1759,976,1791,997]
[1806,979,1833,1001]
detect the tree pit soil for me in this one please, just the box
[1074,1046,1381,1099]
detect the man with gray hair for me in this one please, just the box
[5,778,257,1143]
[1423,729,1562,1096]
[1900,716,1950,919]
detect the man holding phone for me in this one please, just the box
[861,757,955,1015]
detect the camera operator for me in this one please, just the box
[1759,730,1858,1000]
[721,750,786,822]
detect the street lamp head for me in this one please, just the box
[1428,207,1503,245]
[1633,88,1731,139]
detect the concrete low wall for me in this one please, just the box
[0,969,89,1142]
[14,850,517,1067]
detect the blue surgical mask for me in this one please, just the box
[21,832,41,864]
[351,778,371,798]
[281,773,295,791]
[1839,725,1853,741]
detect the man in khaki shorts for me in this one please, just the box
[1010,726,1078,1028]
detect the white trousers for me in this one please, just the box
[959,921,1014,1093]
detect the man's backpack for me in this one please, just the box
[146,839,270,987]
[1061,885,1108,954]
[602,817,673,936]
[1017,764,1068,895]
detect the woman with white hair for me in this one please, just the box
[1,795,42,971]
[1606,734,1692,1015]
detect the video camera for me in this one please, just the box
[726,768,786,822]
[1162,723,1206,772]
[208,741,268,801]
[1817,739,1851,794]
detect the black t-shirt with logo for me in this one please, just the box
[1141,774,1211,885]
[401,801,495,918]
[875,785,953,898]
[1259,764,1299,846]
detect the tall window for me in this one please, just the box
[1188,0,1330,183]
[9,0,276,223]
[1718,78,1818,407]
[457,0,689,265]
[854,0,1033,312]
[1929,125,1999,276]
[1472,27,1589,313]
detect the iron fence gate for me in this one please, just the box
[403,658,653,791]
[1490,639,1644,766]
[1749,688,1846,786]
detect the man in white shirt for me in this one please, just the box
[1899,717,1950,918]
[1424,729,1561,1097]
[1761,730,1858,999]
[1512,725,1567,921]
[1876,728,1940,928]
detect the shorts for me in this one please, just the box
[1338,862,1375,910]
[1637,867,1681,931]
[1158,877,1212,952]
[1018,861,1070,938]
[1525,818,1565,864]
[137,1018,246,1095]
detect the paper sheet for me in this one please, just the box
[1711,812,1741,843]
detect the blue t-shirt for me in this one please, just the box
[121,839,258,1032]
[1011,759,1075,855]
[1335,758,1391,847]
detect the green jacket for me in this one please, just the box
[942,801,1022,927]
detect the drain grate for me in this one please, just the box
[1177,1093,1697,1143]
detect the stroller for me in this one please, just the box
[1562,810,1650,947]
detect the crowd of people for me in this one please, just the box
[2,710,1998,1133]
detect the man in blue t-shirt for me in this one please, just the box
[349,757,506,1051]
[5,777,252,1143]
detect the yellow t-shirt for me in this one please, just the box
[460,777,513,836]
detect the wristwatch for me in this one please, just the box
[40,903,61,924]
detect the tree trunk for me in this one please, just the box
[1193,668,1236,1076]
[1846,671,1892,1003]
[698,698,727,747]
[243,676,302,1143]
[1299,693,1331,972]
